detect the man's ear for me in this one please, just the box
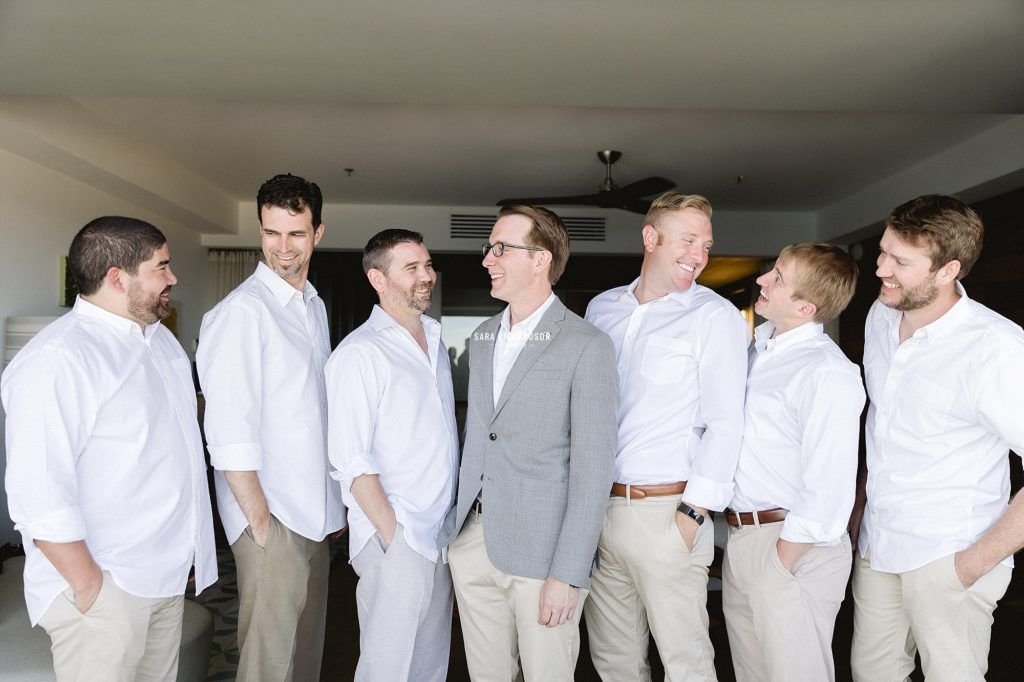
[366,268,387,294]
[313,223,325,246]
[642,224,659,253]
[531,250,553,278]
[105,266,127,293]
[937,259,961,284]
[796,300,817,321]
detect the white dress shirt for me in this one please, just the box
[2,298,217,625]
[586,281,748,511]
[325,306,459,563]
[493,293,558,404]
[198,262,345,544]
[731,321,865,545]
[860,284,1024,573]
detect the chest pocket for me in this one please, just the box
[641,335,697,385]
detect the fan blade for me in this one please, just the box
[618,197,654,214]
[496,193,604,207]
[615,176,676,199]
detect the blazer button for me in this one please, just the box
[489,432,497,441]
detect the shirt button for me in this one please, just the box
[489,433,497,441]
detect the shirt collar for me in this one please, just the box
[500,292,557,333]
[73,296,160,341]
[368,304,442,364]
[368,304,439,333]
[754,320,823,354]
[615,278,697,307]
[254,261,318,307]
[882,281,971,343]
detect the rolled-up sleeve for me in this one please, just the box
[325,343,387,489]
[197,300,264,471]
[3,350,97,544]
[782,367,865,545]
[683,307,748,511]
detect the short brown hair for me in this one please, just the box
[886,194,983,279]
[778,242,858,324]
[362,228,424,274]
[498,205,571,284]
[645,192,712,233]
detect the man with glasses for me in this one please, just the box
[441,205,618,681]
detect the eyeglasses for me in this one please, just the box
[481,242,545,258]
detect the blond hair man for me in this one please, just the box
[584,192,748,681]
[723,243,864,682]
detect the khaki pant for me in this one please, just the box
[722,523,851,682]
[851,551,1011,682]
[232,514,330,682]
[583,494,717,682]
[448,513,589,682]
[350,525,453,682]
[39,571,184,682]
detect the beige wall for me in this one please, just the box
[0,148,209,545]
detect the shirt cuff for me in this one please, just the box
[780,513,843,546]
[680,475,734,512]
[333,458,379,490]
[208,443,262,471]
[16,506,87,543]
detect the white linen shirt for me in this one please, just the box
[586,281,748,511]
[860,284,1024,573]
[197,262,345,544]
[325,306,459,563]
[493,293,558,405]
[731,321,865,545]
[2,298,217,625]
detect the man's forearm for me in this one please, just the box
[224,470,270,528]
[35,539,102,611]
[350,474,397,545]
[958,490,1024,584]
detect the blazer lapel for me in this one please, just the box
[471,314,501,415]
[492,299,566,420]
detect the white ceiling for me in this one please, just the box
[1,0,1022,212]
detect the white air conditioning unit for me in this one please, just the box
[4,316,60,368]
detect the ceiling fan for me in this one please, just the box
[496,150,676,214]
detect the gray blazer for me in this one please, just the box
[440,298,618,588]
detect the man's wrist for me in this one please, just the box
[677,502,707,525]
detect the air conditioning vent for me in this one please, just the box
[450,214,606,242]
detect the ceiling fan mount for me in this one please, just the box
[497,150,676,215]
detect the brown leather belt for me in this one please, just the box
[725,508,788,527]
[610,481,687,499]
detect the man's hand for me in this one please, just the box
[34,539,103,614]
[776,538,813,574]
[954,547,990,589]
[538,577,579,627]
[250,512,271,548]
[225,470,271,548]
[72,569,104,614]
[378,518,398,550]
[675,505,707,551]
